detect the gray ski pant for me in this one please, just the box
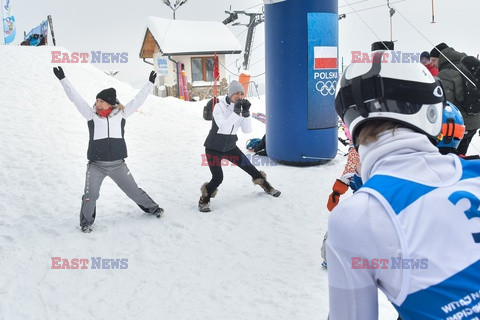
[80,160,159,227]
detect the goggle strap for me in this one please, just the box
[338,76,445,115]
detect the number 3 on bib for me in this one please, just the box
[449,191,480,243]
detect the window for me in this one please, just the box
[191,57,215,82]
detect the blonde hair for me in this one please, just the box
[113,103,125,111]
[356,120,404,146]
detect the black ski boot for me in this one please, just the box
[81,225,93,233]
[152,207,164,218]
[253,171,281,197]
[198,182,217,212]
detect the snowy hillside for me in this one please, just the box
[0,45,450,319]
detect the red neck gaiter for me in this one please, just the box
[97,108,113,117]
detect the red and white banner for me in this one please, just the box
[314,46,337,69]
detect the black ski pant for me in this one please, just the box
[205,147,262,195]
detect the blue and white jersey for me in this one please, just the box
[327,129,480,320]
[361,159,480,320]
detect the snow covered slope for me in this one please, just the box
[0,45,407,319]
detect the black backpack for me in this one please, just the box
[460,56,480,115]
[203,97,219,121]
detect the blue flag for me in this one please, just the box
[2,0,16,44]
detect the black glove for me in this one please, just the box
[53,66,65,80]
[149,71,157,84]
[242,99,251,111]
[233,100,243,115]
[241,99,251,117]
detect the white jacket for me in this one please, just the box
[60,78,153,161]
[203,96,252,152]
[327,128,480,319]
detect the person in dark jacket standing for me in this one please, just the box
[53,66,163,233]
[431,43,480,155]
[199,80,280,212]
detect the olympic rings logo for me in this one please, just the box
[316,80,337,96]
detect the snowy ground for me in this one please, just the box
[1,46,478,320]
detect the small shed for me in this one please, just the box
[139,17,242,99]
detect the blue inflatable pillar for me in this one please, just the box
[264,0,338,165]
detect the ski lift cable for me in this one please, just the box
[242,3,263,12]
[226,25,263,70]
[221,24,249,67]
[250,56,265,67]
[250,72,265,78]
[221,26,249,69]
[218,59,243,76]
[223,5,266,70]
[339,0,370,9]
[251,59,265,70]
[239,41,265,67]
[343,0,388,46]
[234,27,249,39]
[217,59,265,78]
[221,5,265,77]
[341,0,406,15]
[252,41,265,51]
[222,40,264,70]
[224,38,265,70]
[394,8,476,87]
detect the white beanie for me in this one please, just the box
[228,80,245,98]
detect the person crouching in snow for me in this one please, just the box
[53,66,163,233]
[199,80,280,212]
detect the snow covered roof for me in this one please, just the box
[141,17,242,56]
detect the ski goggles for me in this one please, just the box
[336,75,446,121]
[438,119,466,142]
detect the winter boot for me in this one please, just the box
[152,207,164,218]
[253,171,281,197]
[198,182,218,212]
[81,225,93,233]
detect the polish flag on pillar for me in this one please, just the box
[314,46,337,69]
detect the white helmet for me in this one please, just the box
[335,51,445,146]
